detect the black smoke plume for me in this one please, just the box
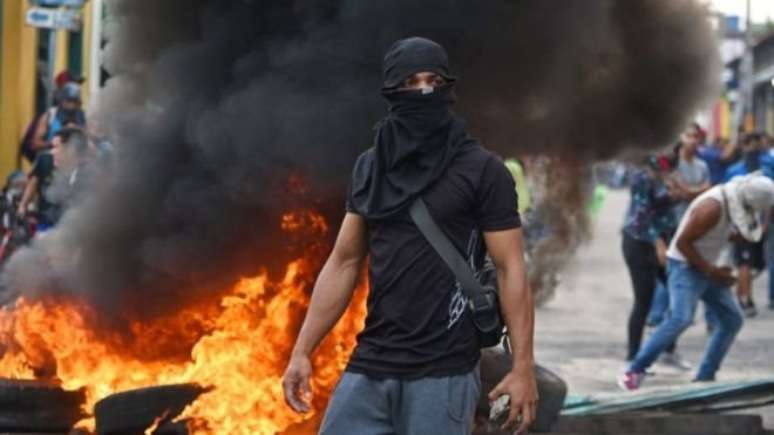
[3,0,720,319]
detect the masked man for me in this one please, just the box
[620,174,774,390]
[282,37,538,434]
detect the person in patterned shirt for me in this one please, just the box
[621,155,682,364]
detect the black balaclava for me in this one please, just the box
[349,37,477,219]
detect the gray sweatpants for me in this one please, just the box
[319,367,481,435]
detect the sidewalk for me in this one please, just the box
[534,188,774,427]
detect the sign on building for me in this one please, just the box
[25,7,82,31]
[31,0,86,7]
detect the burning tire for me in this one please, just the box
[0,379,85,432]
[475,349,567,434]
[94,384,206,435]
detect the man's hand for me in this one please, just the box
[655,238,668,267]
[666,181,689,201]
[729,232,746,244]
[706,266,737,287]
[484,228,536,433]
[488,367,539,434]
[282,354,313,413]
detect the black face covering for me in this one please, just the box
[349,38,477,219]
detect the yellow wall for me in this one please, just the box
[0,0,38,175]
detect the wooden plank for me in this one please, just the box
[553,413,765,435]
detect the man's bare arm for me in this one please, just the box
[484,228,537,434]
[676,180,710,202]
[292,212,368,356]
[283,212,368,412]
[720,142,738,162]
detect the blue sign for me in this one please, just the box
[26,7,81,31]
[725,16,741,33]
[32,0,86,7]
[26,8,56,28]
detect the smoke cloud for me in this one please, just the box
[3,0,720,321]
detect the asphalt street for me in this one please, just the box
[534,188,774,428]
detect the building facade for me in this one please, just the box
[753,33,774,135]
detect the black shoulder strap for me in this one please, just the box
[409,198,489,309]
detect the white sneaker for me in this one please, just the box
[660,352,692,371]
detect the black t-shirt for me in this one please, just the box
[345,145,521,379]
[30,152,59,226]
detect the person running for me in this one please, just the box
[620,174,774,390]
[282,37,537,435]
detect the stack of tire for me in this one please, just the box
[94,384,205,435]
[88,354,564,435]
[0,379,85,434]
[474,349,568,434]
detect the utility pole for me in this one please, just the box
[47,28,58,106]
[88,0,103,98]
[734,0,754,141]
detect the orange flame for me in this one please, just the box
[0,208,367,434]
[145,410,170,435]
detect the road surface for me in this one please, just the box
[534,188,774,428]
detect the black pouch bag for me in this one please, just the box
[409,198,505,348]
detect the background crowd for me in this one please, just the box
[0,70,107,267]
[619,123,774,389]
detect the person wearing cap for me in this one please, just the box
[55,71,85,88]
[282,37,537,434]
[32,82,87,152]
[619,174,774,390]
[54,71,86,105]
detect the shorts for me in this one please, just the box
[319,366,481,435]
